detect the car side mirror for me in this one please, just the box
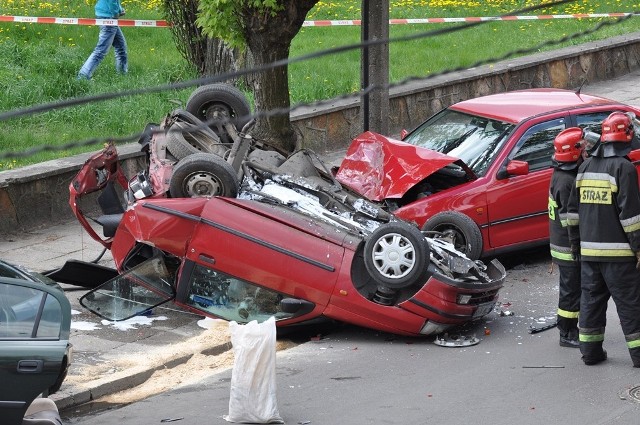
[497,160,529,179]
[400,129,408,140]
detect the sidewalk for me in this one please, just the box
[0,219,233,412]
[0,72,639,416]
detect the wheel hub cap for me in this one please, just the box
[372,232,416,279]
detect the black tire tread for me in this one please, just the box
[186,83,252,131]
[423,211,483,260]
[169,153,239,198]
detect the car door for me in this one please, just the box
[484,117,566,251]
[0,277,71,425]
[176,198,345,323]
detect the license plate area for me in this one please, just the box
[472,302,495,319]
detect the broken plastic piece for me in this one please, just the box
[528,321,557,334]
[433,333,480,347]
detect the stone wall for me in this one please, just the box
[1,31,640,235]
[291,32,640,152]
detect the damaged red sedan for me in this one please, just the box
[69,143,505,337]
[337,88,640,259]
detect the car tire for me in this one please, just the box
[423,211,483,260]
[170,108,203,126]
[363,221,431,289]
[169,153,239,198]
[165,121,225,160]
[186,84,252,143]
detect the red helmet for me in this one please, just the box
[601,112,634,143]
[553,127,584,162]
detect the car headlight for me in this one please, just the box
[420,320,450,335]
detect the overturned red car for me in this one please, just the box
[68,140,505,337]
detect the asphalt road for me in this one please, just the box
[63,247,640,425]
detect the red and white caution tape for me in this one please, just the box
[0,16,169,27]
[0,13,635,28]
[302,13,636,26]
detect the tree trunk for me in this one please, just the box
[245,41,296,152]
[204,38,243,84]
[163,0,241,81]
[241,1,319,153]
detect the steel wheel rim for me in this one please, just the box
[184,172,224,197]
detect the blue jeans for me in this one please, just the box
[78,24,128,79]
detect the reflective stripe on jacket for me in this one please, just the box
[568,155,640,262]
[549,168,579,265]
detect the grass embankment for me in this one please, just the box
[0,0,638,169]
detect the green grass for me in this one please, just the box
[0,0,639,169]
[0,1,193,168]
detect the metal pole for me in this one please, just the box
[361,0,389,134]
[361,0,370,132]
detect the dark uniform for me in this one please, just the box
[548,165,581,347]
[567,112,640,367]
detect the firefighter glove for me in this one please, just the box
[571,245,581,262]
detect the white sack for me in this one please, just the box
[224,317,284,424]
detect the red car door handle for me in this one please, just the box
[17,359,43,373]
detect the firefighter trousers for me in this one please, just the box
[557,263,580,337]
[579,261,640,366]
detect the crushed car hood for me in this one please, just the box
[335,131,467,201]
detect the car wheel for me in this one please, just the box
[186,84,251,143]
[363,221,431,289]
[166,121,225,160]
[423,211,483,260]
[170,108,203,126]
[169,153,239,198]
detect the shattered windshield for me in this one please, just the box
[183,264,303,323]
[402,109,514,176]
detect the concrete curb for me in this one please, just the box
[52,341,233,411]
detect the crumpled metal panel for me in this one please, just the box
[335,131,459,201]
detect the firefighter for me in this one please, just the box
[567,111,640,367]
[548,127,585,348]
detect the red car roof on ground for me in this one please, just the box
[450,88,619,124]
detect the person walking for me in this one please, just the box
[77,0,128,80]
[548,127,585,348]
[567,111,640,367]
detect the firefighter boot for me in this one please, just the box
[580,341,607,366]
[558,318,579,348]
[582,349,607,365]
[560,329,579,348]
